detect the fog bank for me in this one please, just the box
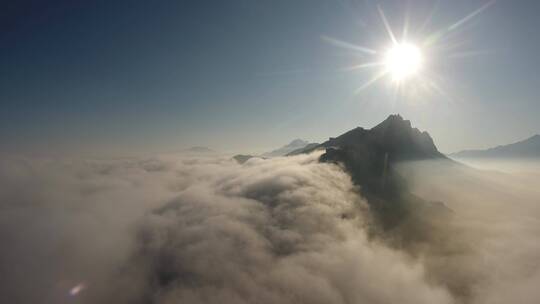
[0,153,451,304]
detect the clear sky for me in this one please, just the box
[2,0,539,156]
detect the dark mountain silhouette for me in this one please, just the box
[302,114,444,160]
[262,139,314,157]
[286,143,320,156]
[256,115,484,299]
[450,134,540,158]
[233,154,265,164]
[296,114,452,242]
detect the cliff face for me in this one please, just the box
[321,114,443,162]
[320,114,445,196]
[315,115,451,235]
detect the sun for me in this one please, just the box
[322,2,495,94]
[384,43,423,82]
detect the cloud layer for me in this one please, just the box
[398,159,540,304]
[0,153,454,304]
[1,153,539,304]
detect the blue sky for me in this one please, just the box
[1,0,539,156]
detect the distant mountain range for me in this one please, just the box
[233,139,315,164]
[184,146,215,154]
[262,139,316,157]
[450,134,540,158]
[286,143,320,156]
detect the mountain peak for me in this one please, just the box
[286,139,309,148]
[298,114,443,161]
[372,114,411,130]
[314,115,449,230]
[263,139,313,157]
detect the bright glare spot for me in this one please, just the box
[69,283,86,296]
[384,43,423,81]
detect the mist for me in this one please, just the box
[0,153,451,304]
[1,153,539,303]
[397,158,540,303]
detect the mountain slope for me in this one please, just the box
[320,114,444,161]
[286,143,320,156]
[262,139,313,157]
[298,114,452,237]
[450,135,540,158]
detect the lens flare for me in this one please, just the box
[322,2,495,99]
[69,283,86,296]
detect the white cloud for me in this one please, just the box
[4,154,540,304]
[0,153,453,304]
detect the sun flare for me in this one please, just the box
[322,1,496,97]
[384,43,423,82]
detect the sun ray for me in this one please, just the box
[417,72,457,104]
[355,70,388,93]
[448,0,496,31]
[343,61,385,71]
[328,1,496,105]
[321,35,377,55]
[425,78,455,103]
[416,0,440,36]
[377,5,397,45]
[424,0,496,47]
[402,9,410,41]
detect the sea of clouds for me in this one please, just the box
[1,152,539,304]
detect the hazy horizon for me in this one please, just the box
[2,0,540,157]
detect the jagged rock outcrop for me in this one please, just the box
[300,114,452,239]
[233,154,261,164]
